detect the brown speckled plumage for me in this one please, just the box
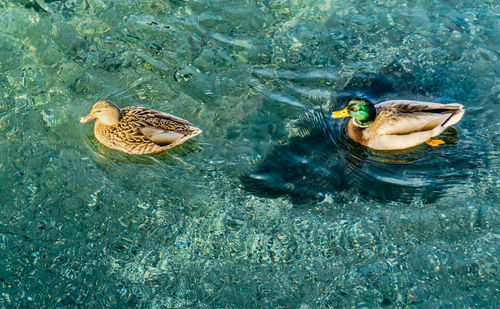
[81,101,202,154]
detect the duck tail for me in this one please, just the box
[189,126,203,137]
[441,105,465,128]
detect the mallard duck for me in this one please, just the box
[80,100,202,154]
[331,99,465,150]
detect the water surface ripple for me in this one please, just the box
[0,0,498,307]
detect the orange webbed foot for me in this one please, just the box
[425,139,445,147]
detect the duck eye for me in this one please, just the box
[352,108,358,112]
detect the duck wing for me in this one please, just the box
[370,100,463,136]
[121,106,200,147]
[139,126,185,146]
[122,106,194,125]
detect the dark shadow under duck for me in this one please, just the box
[242,75,475,204]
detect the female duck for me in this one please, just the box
[331,99,464,150]
[80,100,202,154]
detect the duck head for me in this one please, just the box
[331,99,377,126]
[80,100,120,126]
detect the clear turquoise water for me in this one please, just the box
[0,0,498,307]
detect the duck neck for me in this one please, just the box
[353,118,374,127]
[100,109,121,126]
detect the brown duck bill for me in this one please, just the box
[80,114,95,123]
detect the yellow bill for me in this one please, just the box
[331,108,350,118]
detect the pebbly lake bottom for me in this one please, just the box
[0,0,499,307]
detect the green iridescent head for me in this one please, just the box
[331,99,377,126]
